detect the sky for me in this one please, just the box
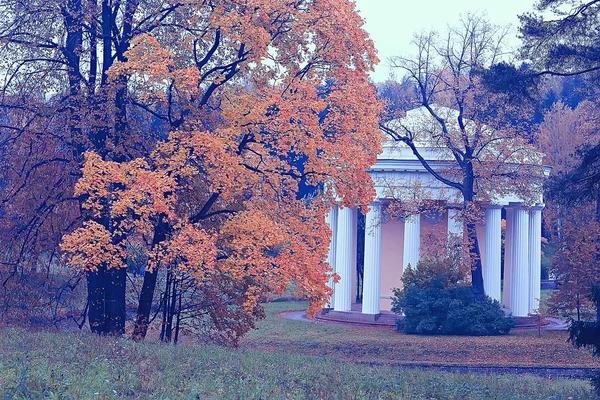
[353,0,537,82]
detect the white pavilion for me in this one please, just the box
[325,107,549,318]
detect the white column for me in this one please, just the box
[403,214,421,270]
[510,205,530,317]
[447,208,463,241]
[529,205,543,313]
[334,207,354,312]
[484,205,503,302]
[362,202,382,315]
[352,210,358,302]
[503,207,513,309]
[325,207,338,308]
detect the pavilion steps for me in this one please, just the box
[316,303,560,329]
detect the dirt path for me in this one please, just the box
[278,310,569,331]
[384,363,597,380]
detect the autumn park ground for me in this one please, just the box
[0,301,598,399]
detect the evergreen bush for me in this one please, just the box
[391,258,514,336]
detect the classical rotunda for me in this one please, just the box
[324,107,550,319]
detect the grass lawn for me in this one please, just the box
[0,301,597,399]
[242,301,600,369]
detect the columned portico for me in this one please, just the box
[326,201,545,318]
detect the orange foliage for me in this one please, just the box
[547,204,600,320]
[537,101,600,175]
[60,0,383,324]
[537,100,600,245]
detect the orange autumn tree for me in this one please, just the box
[537,100,600,238]
[537,100,600,320]
[537,101,600,176]
[547,204,600,320]
[59,1,382,340]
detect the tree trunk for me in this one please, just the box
[576,293,581,322]
[105,268,126,335]
[174,290,183,345]
[87,268,107,334]
[132,222,168,340]
[166,277,178,343]
[467,222,485,297]
[132,268,158,341]
[463,161,485,297]
[160,270,171,342]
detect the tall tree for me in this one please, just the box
[547,204,600,321]
[537,101,600,175]
[1,0,382,337]
[380,14,545,297]
[520,4,600,384]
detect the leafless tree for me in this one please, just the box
[380,14,543,296]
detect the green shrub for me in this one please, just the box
[400,255,467,290]
[392,259,514,336]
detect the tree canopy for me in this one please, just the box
[0,0,383,339]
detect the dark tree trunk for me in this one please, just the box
[468,223,485,297]
[87,268,107,334]
[463,161,485,297]
[105,268,127,335]
[356,211,365,303]
[132,268,158,341]
[174,290,183,345]
[63,0,82,94]
[81,1,113,337]
[159,268,180,344]
[133,221,169,340]
[166,277,178,343]
[63,0,84,158]
[100,0,113,86]
[66,1,101,336]
[160,270,171,342]
[85,1,129,338]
